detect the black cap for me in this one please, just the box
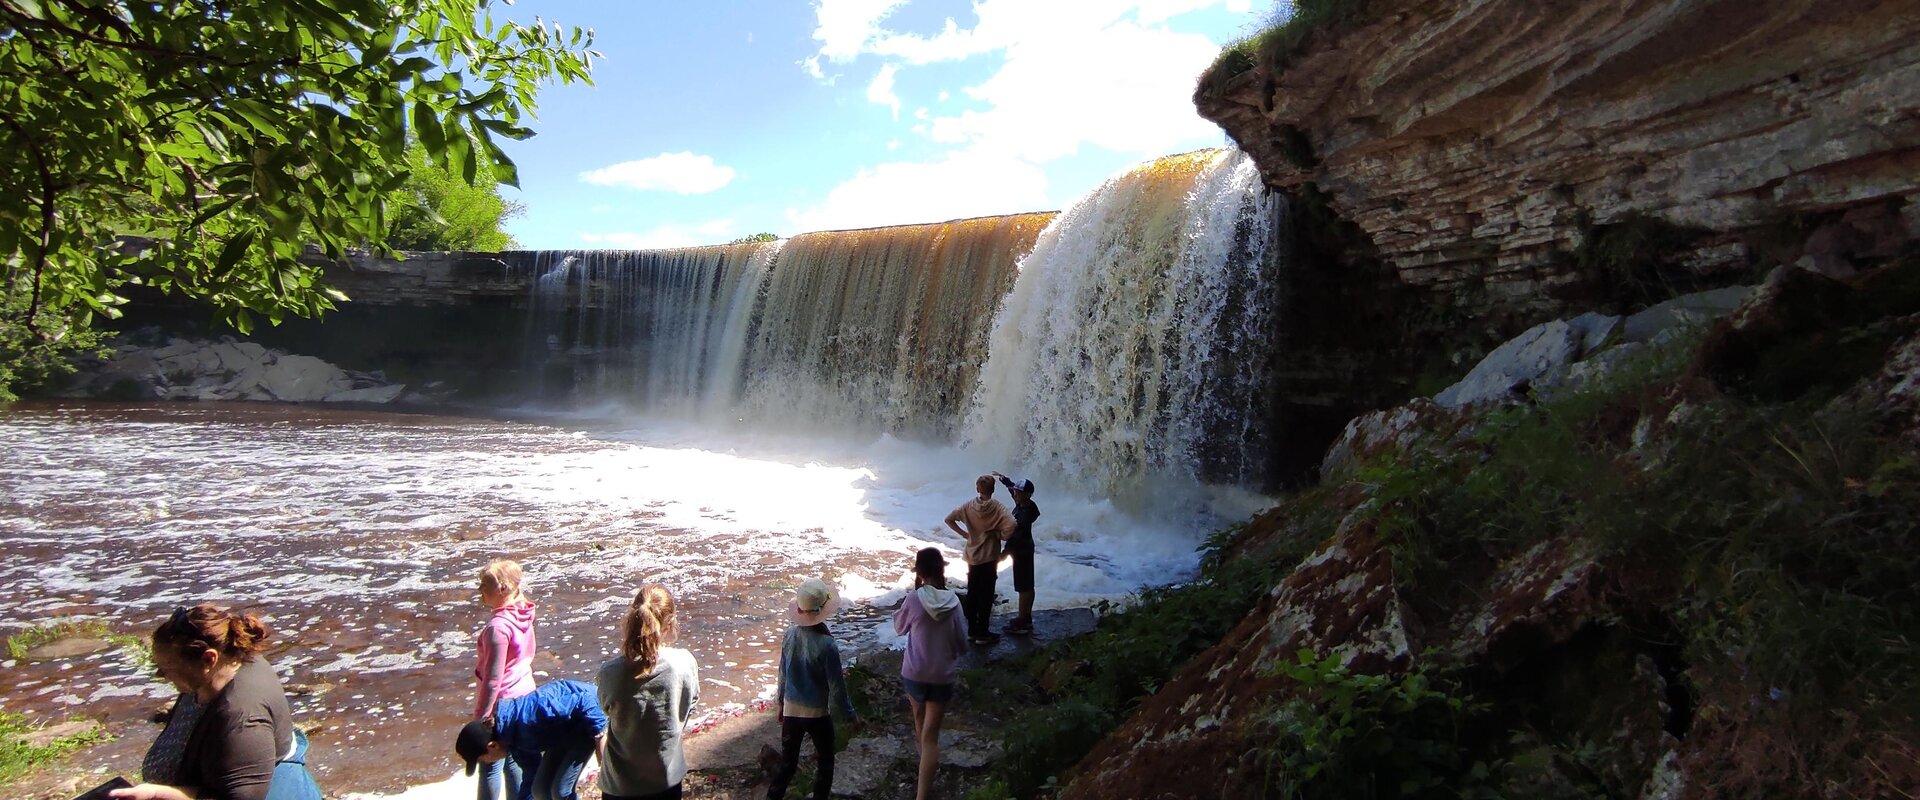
[1017,478,1036,496]
[455,718,495,776]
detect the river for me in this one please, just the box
[0,401,1248,795]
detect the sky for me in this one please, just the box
[489,1,1270,250]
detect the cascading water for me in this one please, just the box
[734,214,1054,437]
[511,149,1281,493]
[513,214,1053,436]
[515,243,778,413]
[963,149,1284,494]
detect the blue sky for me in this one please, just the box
[490,1,1269,249]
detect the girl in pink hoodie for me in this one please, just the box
[892,548,968,800]
[474,559,538,800]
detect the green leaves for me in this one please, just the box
[0,0,595,396]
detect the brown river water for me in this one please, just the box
[0,401,1225,796]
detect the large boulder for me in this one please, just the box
[1434,319,1586,408]
[1320,399,1447,478]
[1621,286,1754,343]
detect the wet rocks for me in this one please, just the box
[60,330,406,404]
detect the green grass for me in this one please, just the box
[1200,0,1375,97]
[0,712,109,786]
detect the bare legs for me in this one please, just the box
[907,697,947,800]
[1016,591,1034,630]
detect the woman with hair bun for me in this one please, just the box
[113,603,322,800]
[596,584,699,800]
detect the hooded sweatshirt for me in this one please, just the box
[474,600,538,718]
[494,679,608,786]
[893,586,969,685]
[945,497,1015,565]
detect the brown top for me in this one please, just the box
[178,658,293,800]
[946,497,1015,565]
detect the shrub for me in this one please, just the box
[1200,0,1377,95]
[1257,650,1503,799]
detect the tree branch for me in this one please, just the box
[0,0,256,67]
[0,110,58,337]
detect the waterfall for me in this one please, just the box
[509,148,1283,493]
[512,214,1053,434]
[733,213,1054,437]
[962,149,1283,493]
[515,243,778,411]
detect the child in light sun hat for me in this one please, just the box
[768,578,859,800]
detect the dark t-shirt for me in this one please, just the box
[178,658,293,800]
[1008,500,1039,553]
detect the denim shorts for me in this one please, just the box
[903,678,954,703]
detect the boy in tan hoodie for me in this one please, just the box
[944,475,1015,643]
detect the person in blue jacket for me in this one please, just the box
[455,679,608,800]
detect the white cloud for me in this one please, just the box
[579,152,737,194]
[786,149,1049,233]
[807,1,1235,164]
[799,55,830,82]
[793,0,1242,231]
[580,219,737,249]
[865,63,901,119]
[811,0,908,62]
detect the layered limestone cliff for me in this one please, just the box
[1035,4,1920,797]
[1197,0,1920,332]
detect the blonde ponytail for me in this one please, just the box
[623,583,677,678]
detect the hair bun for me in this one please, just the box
[226,612,272,656]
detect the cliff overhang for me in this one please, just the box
[1197,0,1920,326]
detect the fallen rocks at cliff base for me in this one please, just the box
[59,330,409,404]
[1050,255,1920,800]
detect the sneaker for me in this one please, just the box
[970,633,1000,645]
[1006,619,1033,634]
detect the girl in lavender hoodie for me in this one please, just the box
[892,548,969,800]
[474,559,539,800]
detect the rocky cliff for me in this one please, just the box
[1197,0,1920,346]
[998,5,1920,798]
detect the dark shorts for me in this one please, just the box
[1010,548,1035,593]
[903,678,954,703]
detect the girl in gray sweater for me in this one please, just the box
[597,584,700,800]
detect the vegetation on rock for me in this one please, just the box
[1199,0,1373,97]
[729,232,780,244]
[960,257,1918,799]
[0,0,597,400]
[0,712,109,786]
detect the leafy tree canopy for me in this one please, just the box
[728,232,779,244]
[386,141,522,252]
[0,0,596,398]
